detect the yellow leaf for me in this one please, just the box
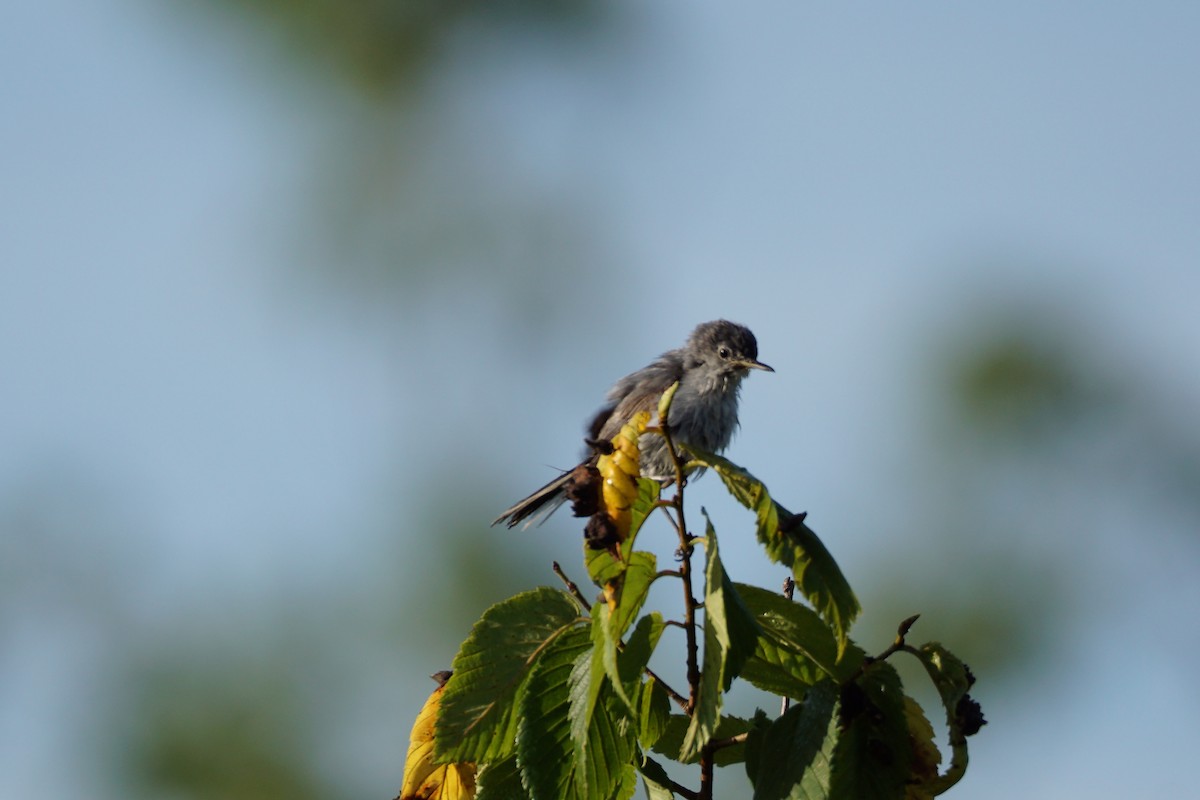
[903,695,942,800]
[397,673,476,800]
[596,410,650,542]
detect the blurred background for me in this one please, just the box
[3,0,1198,797]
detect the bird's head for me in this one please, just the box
[687,320,773,377]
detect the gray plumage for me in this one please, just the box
[492,320,772,529]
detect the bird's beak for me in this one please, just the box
[740,358,774,372]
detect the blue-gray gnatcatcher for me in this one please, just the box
[493,320,773,529]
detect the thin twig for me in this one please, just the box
[551,561,592,611]
[658,406,700,715]
[845,614,921,686]
[780,576,796,716]
[658,390,711,799]
[644,667,689,711]
[703,731,750,753]
[655,501,683,534]
[555,562,688,713]
[665,778,700,800]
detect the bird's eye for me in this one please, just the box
[718,346,731,359]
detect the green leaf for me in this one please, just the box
[585,544,626,587]
[612,551,657,640]
[517,625,590,800]
[585,480,660,587]
[708,560,761,691]
[649,715,688,764]
[744,680,838,800]
[586,606,665,754]
[903,695,942,800]
[592,602,636,714]
[703,714,754,767]
[585,691,642,800]
[614,762,639,800]
[734,582,855,697]
[620,613,665,690]
[628,478,662,544]
[575,609,611,753]
[656,381,681,427]
[679,515,761,761]
[652,714,756,767]
[906,642,985,794]
[590,583,664,718]
[637,753,676,800]
[637,674,672,749]
[438,587,583,763]
[520,626,639,800]
[684,449,860,653]
[830,661,911,800]
[475,754,530,800]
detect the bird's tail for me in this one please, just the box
[491,470,572,529]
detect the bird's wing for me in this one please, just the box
[589,350,685,443]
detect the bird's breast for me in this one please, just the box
[668,383,741,454]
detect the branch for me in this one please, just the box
[653,384,715,799]
[845,614,921,686]
[553,563,689,711]
[665,778,700,800]
[780,576,795,716]
[703,731,749,754]
[644,667,690,712]
[657,392,701,715]
[552,561,591,611]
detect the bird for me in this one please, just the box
[492,320,772,529]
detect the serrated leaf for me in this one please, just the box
[614,762,639,800]
[638,753,676,800]
[744,680,838,800]
[734,582,854,697]
[584,692,641,800]
[739,640,829,700]
[612,551,657,640]
[906,642,985,794]
[585,543,626,587]
[585,481,660,587]
[679,516,761,761]
[620,613,665,689]
[684,449,860,653]
[585,607,665,754]
[703,714,754,767]
[517,626,591,800]
[398,677,477,800]
[637,674,671,749]
[903,696,941,800]
[830,661,911,800]
[575,610,610,753]
[474,754,528,800]
[437,588,583,764]
[628,478,661,544]
[649,715,689,764]
[520,626,639,800]
[707,556,761,692]
[590,603,635,714]
[652,714,755,767]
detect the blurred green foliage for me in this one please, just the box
[204,0,604,97]
[954,334,1102,438]
[122,654,326,800]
